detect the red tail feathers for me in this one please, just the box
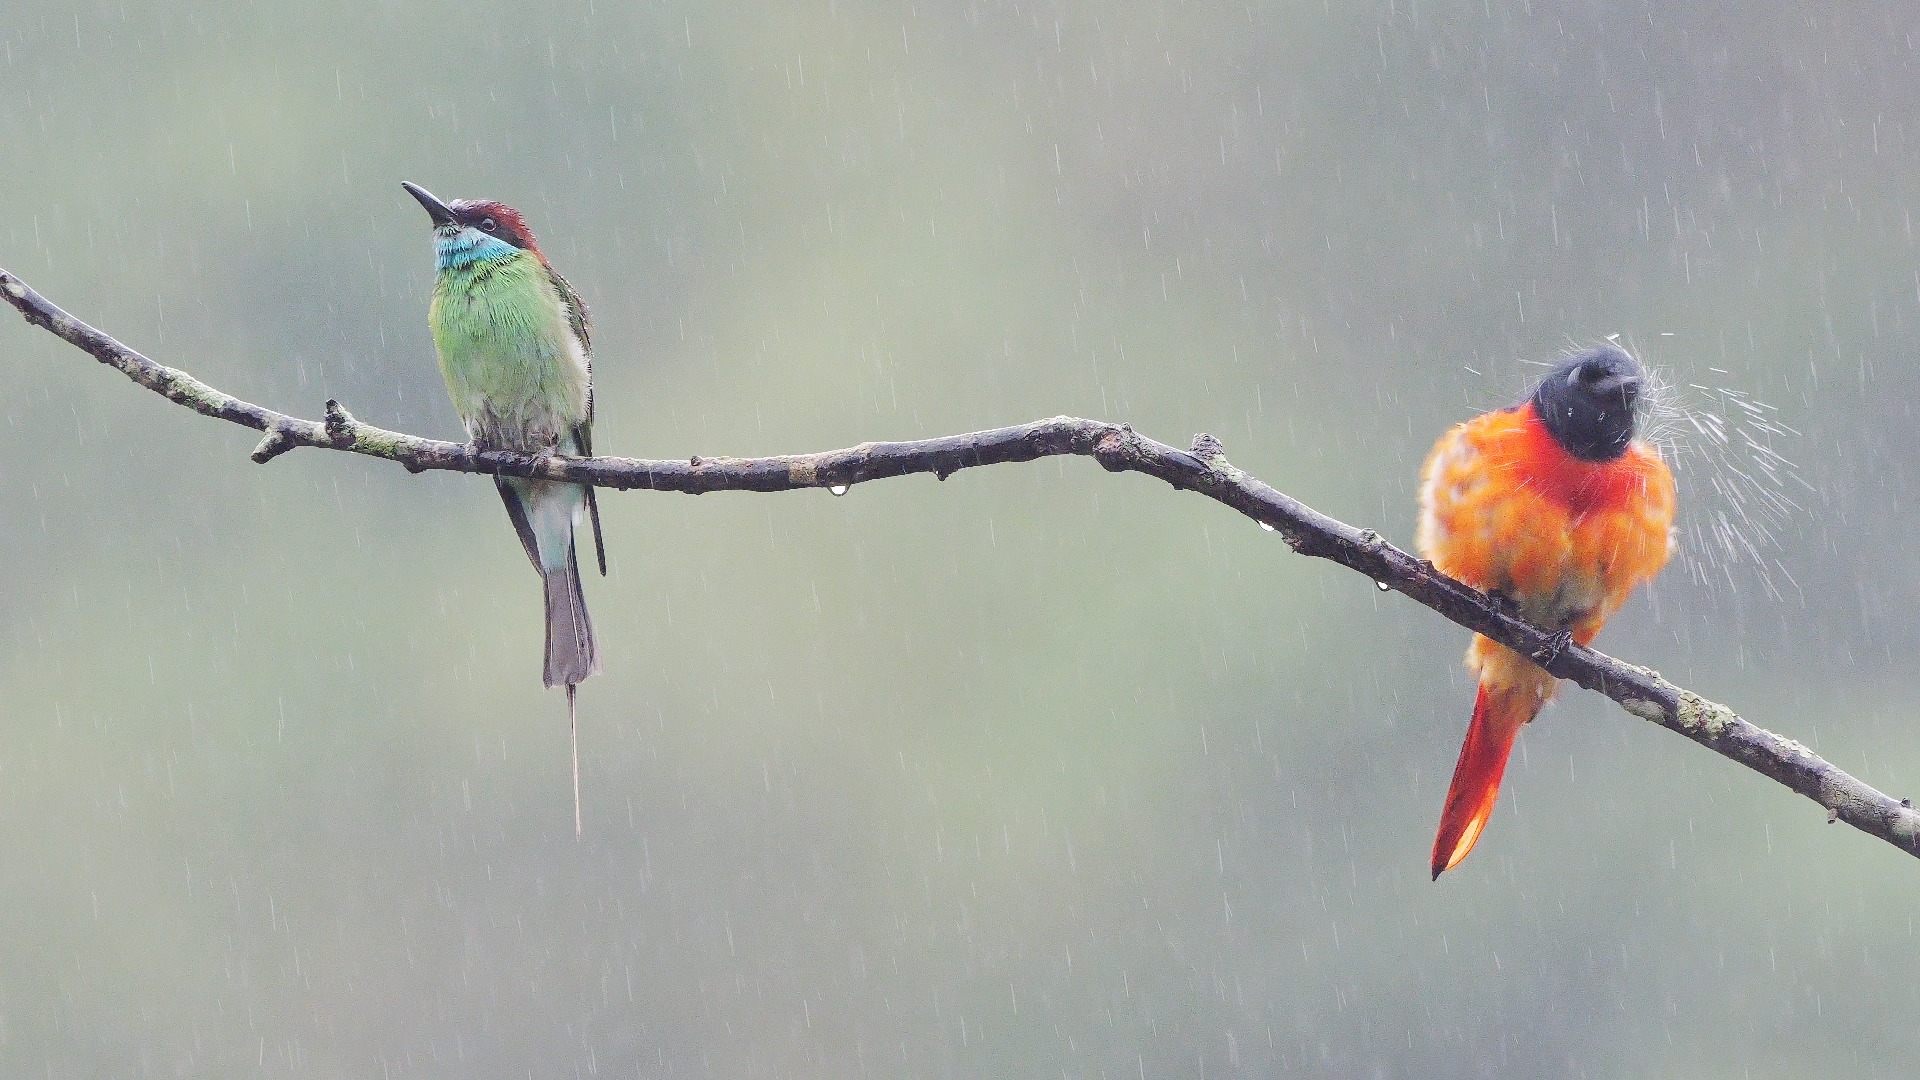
[1430,683,1535,879]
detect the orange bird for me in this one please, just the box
[1418,345,1676,879]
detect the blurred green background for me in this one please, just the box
[4,1,1916,1076]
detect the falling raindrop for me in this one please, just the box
[828,484,849,496]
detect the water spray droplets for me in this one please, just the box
[1641,373,1810,604]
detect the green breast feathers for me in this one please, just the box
[428,252,592,452]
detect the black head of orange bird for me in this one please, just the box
[1417,345,1676,879]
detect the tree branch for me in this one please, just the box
[6,263,1914,863]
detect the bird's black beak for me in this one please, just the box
[1597,373,1643,411]
[401,181,457,228]
[1618,374,1643,406]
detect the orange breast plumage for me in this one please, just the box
[1417,401,1676,633]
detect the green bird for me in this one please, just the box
[403,181,605,834]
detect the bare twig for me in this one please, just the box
[6,263,1915,863]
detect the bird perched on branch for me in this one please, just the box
[403,181,605,836]
[1418,345,1675,879]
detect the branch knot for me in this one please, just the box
[1091,426,1134,472]
[1189,432,1225,462]
[323,400,357,448]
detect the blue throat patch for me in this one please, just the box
[435,227,519,272]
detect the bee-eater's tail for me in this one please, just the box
[567,683,583,839]
[542,549,601,689]
[1430,681,1539,879]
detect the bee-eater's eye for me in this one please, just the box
[480,217,498,232]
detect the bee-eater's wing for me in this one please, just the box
[578,439,606,577]
[495,476,543,573]
[545,264,592,356]
[547,265,607,577]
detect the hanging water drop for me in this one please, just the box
[1376,580,1391,591]
[829,484,849,496]
[1258,521,1277,532]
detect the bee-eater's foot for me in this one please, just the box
[1530,628,1575,666]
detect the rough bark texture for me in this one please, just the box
[7,263,1914,863]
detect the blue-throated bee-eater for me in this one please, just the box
[403,181,606,834]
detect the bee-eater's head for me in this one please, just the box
[1530,344,1646,461]
[401,181,541,272]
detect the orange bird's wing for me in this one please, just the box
[1419,407,1567,600]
